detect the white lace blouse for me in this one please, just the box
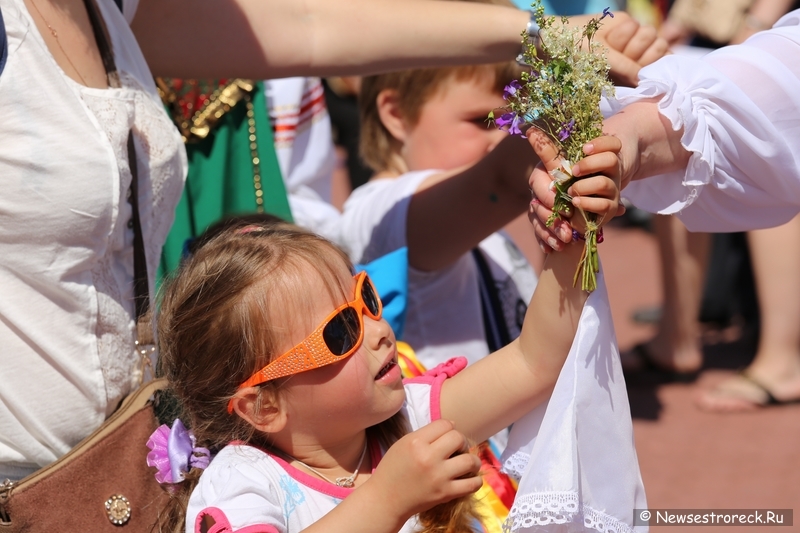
[612,10,800,232]
[0,0,186,479]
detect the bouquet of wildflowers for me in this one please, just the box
[491,4,615,292]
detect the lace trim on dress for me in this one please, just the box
[501,452,636,533]
[78,70,185,414]
[501,449,530,481]
[503,491,635,533]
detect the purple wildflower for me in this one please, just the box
[496,112,525,136]
[495,112,515,128]
[601,7,614,20]
[503,80,522,100]
[558,119,575,141]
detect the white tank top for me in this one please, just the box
[0,0,186,479]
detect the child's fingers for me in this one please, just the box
[415,418,456,444]
[582,136,622,156]
[571,197,620,219]
[529,165,557,207]
[527,128,562,172]
[444,450,482,480]
[529,201,571,249]
[448,474,485,498]
[429,426,470,459]
[571,152,621,179]
[569,176,619,201]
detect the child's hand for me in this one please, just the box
[527,131,625,253]
[368,419,482,520]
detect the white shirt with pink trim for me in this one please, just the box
[185,359,467,533]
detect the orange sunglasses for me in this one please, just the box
[227,271,382,413]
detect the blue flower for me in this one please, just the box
[503,80,522,100]
[601,7,614,20]
[523,109,540,122]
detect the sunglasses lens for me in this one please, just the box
[322,307,360,355]
[361,278,381,316]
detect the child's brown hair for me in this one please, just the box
[154,223,480,532]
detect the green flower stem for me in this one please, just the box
[545,177,598,292]
[574,215,599,293]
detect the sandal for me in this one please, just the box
[697,371,800,412]
[621,343,699,383]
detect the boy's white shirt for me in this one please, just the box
[336,170,538,370]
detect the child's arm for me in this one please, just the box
[437,141,622,444]
[406,135,538,272]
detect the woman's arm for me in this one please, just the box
[131,0,665,84]
[132,0,527,79]
[602,98,691,190]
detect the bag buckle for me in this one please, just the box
[0,479,15,523]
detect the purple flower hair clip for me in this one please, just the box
[146,419,212,484]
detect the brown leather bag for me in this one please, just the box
[0,379,170,532]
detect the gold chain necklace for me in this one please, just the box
[28,0,89,85]
[285,443,368,488]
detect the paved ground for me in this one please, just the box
[600,224,800,532]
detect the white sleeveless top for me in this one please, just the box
[0,0,186,479]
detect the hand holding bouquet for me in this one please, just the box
[491,4,616,292]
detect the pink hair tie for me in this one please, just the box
[235,225,264,235]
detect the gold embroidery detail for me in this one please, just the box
[156,79,255,143]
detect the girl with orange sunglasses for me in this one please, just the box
[153,176,621,533]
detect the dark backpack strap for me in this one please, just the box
[0,5,8,76]
[472,248,513,353]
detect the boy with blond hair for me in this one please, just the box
[338,60,541,370]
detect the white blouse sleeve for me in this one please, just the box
[610,9,800,232]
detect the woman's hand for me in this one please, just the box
[366,419,482,520]
[527,131,624,253]
[585,11,670,87]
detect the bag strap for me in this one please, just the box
[0,5,8,76]
[82,0,154,369]
[472,247,512,353]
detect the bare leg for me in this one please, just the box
[624,215,709,373]
[698,214,800,411]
